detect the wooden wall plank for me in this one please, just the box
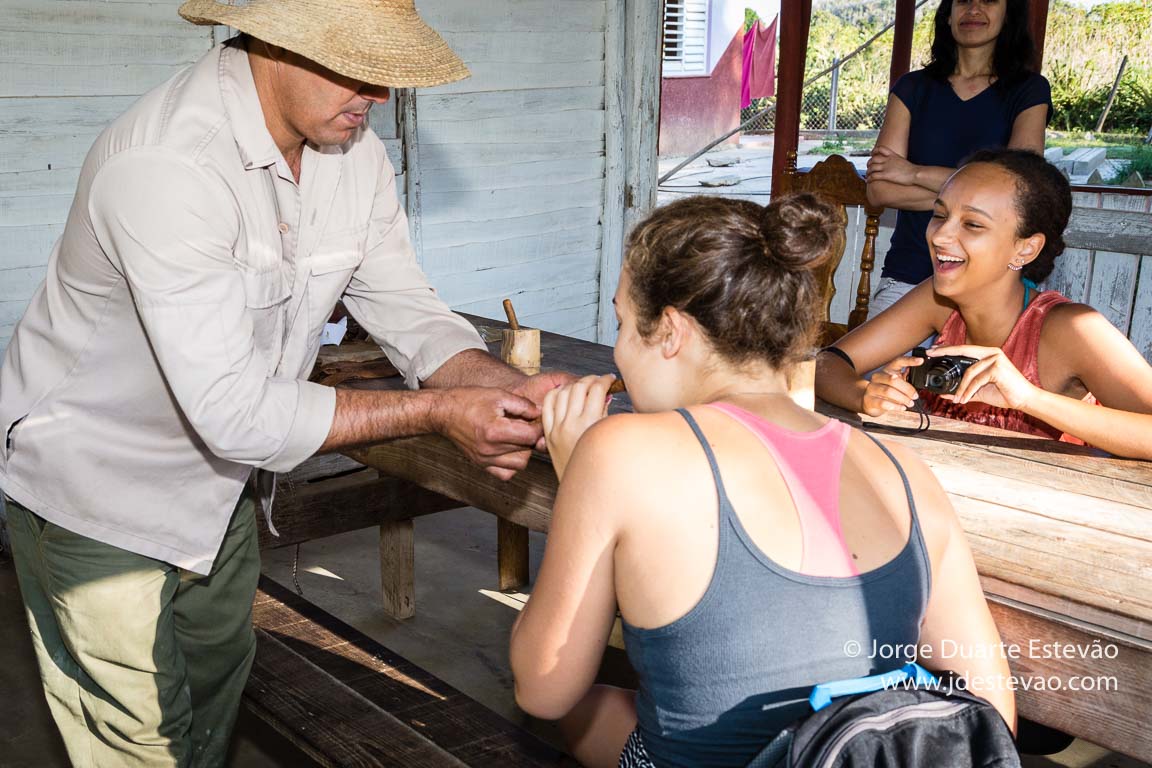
[0,266,47,302]
[1045,248,1094,304]
[0,168,82,197]
[0,30,207,66]
[2,1,199,35]
[524,304,600,338]
[1129,255,1152,364]
[0,195,73,228]
[420,1,606,32]
[418,141,604,171]
[441,31,604,64]
[418,87,604,122]
[422,61,604,95]
[1,63,193,98]
[0,96,138,134]
[0,225,64,270]
[0,300,31,327]
[1066,206,1152,256]
[598,0,627,344]
[421,179,603,226]
[422,208,601,251]
[418,157,604,193]
[450,282,599,334]
[0,133,100,173]
[417,111,605,146]
[422,225,601,278]
[434,251,599,308]
[1087,251,1140,335]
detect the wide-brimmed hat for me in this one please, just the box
[178,0,469,87]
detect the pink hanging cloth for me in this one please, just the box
[741,16,779,110]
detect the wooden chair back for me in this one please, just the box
[776,152,883,342]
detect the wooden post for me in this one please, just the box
[771,0,814,197]
[497,518,530,592]
[1096,55,1129,134]
[496,299,535,591]
[1029,0,1051,72]
[379,518,415,620]
[889,0,917,89]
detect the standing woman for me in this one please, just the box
[866,0,1051,315]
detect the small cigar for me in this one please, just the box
[607,378,627,395]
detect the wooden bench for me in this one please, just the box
[246,576,572,767]
[262,454,462,619]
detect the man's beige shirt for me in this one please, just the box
[0,43,484,574]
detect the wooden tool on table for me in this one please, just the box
[500,299,540,375]
[497,299,539,591]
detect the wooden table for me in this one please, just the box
[347,318,1152,761]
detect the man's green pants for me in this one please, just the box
[5,493,260,767]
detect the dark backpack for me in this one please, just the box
[747,664,1020,768]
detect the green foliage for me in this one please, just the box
[801,0,1151,134]
[1107,144,1152,184]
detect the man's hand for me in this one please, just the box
[512,370,579,405]
[431,387,543,481]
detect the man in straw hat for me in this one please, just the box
[0,1,571,764]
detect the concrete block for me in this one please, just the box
[1066,148,1107,176]
[1044,147,1065,163]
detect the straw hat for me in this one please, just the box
[178,0,469,87]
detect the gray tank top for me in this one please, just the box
[623,409,932,768]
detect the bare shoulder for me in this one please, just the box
[1041,301,1140,363]
[868,437,958,560]
[564,411,701,486]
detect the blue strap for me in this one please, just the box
[808,662,938,712]
[1022,277,1040,291]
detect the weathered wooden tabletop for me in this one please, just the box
[348,316,1152,761]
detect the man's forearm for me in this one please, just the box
[316,349,532,454]
[318,387,445,453]
[422,348,527,391]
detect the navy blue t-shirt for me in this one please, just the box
[881,70,1052,284]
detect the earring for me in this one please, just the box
[1008,260,1024,272]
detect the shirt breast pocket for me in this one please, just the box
[307,227,366,342]
[240,266,290,366]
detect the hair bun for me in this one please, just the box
[760,193,843,270]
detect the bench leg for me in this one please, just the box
[379,519,415,620]
[497,518,529,592]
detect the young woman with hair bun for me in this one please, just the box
[818,149,1152,459]
[509,194,1015,767]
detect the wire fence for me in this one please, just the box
[741,11,918,134]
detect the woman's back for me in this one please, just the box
[613,400,932,766]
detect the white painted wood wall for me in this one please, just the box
[0,0,214,355]
[408,0,610,341]
[0,0,660,353]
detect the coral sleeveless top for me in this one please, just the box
[921,290,1096,442]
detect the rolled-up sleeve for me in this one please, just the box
[89,148,334,472]
[340,157,485,389]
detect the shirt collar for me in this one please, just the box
[219,43,285,172]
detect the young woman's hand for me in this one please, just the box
[929,345,1041,411]
[861,355,923,416]
[542,374,617,480]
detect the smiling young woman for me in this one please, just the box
[816,149,1152,460]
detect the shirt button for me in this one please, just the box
[278,222,290,234]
